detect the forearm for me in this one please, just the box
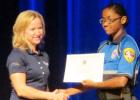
[65,88,82,95]
[92,76,128,89]
[65,85,91,95]
[16,85,54,100]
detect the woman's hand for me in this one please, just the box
[52,89,69,100]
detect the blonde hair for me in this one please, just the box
[12,10,45,50]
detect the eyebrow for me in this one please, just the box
[102,16,111,18]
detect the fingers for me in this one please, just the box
[54,93,69,100]
[52,89,69,100]
[82,80,89,86]
[53,89,59,94]
[82,80,87,85]
[81,80,95,88]
[58,89,66,93]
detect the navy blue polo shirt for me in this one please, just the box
[7,48,50,100]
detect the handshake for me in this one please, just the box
[49,80,91,100]
[51,89,69,100]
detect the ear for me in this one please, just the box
[121,16,127,25]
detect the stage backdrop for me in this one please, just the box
[66,0,140,100]
[2,0,139,100]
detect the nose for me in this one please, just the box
[102,21,110,28]
[102,20,110,26]
[35,29,42,35]
[102,23,107,28]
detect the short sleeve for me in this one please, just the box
[118,39,139,78]
[6,49,26,75]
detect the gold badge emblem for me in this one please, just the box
[123,48,135,63]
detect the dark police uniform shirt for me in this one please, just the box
[7,48,50,100]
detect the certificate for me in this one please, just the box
[63,53,104,82]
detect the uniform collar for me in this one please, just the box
[108,33,127,45]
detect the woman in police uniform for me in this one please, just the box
[7,10,68,100]
[64,3,140,100]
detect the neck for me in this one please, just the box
[111,28,126,43]
[30,44,38,53]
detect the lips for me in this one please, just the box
[33,36,43,42]
[34,35,42,39]
[104,28,109,32]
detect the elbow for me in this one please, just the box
[16,92,23,97]
[118,76,128,88]
[14,86,27,98]
[119,82,126,88]
[16,89,26,97]
[14,86,36,99]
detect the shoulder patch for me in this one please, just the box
[123,48,135,63]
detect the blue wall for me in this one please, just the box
[67,0,140,100]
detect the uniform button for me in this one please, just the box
[38,62,41,64]
[42,72,45,75]
[40,66,43,69]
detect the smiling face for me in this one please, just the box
[24,17,44,47]
[101,8,123,36]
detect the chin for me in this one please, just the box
[33,41,41,45]
[106,32,111,36]
[106,31,114,35]
[34,39,41,43]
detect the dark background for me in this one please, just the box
[0,0,18,99]
[0,0,67,99]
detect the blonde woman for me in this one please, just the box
[7,10,68,100]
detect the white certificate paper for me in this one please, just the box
[63,53,104,82]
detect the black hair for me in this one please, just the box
[103,3,128,26]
